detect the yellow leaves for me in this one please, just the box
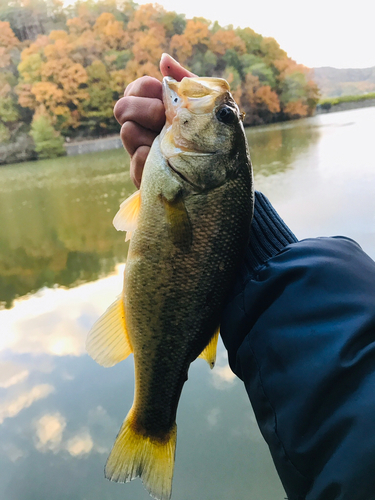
[20,36,49,62]
[93,13,129,51]
[184,19,210,46]
[109,69,131,94]
[128,3,166,33]
[18,53,43,84]
[9,1,318,136]
[67,16,91,35]
[260,37,287,65]
[49,30,69,42]
[132,26,166,65]
[170,35,192,65]
[32,81,64,107]
[123,60,161,83]
[209,30,246,56]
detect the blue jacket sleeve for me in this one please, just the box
[221,194,375,500]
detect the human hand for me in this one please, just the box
[113,54,196,188]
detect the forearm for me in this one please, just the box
[221,193,375,500]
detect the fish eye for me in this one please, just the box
[216,106,237,125]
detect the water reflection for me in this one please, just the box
[0,267,282,500]
[1,108,375,500]
[247,117,321,177]
[0,149,133,309]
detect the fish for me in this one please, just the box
[86,75,254,500]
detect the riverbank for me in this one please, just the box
[316,96,375,114]
[63,100,375,157]
[64,135,123,156]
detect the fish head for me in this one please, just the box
[160,76,249,191]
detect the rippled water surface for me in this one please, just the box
[1,107,375,500]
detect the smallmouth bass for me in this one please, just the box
[86,76,254,499]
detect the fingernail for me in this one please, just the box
[161,53,180,66]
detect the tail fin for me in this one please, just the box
[105,411,177,500]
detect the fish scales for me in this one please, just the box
[126,148,251,435]
[86,75,254,500]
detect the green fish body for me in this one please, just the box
[87,76,254,500]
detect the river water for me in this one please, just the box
[1,107,374,500]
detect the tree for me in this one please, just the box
[3,0,320,163]
[30,113,65,158]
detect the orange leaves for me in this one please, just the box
[31,81,65,111]
[93,13,129,51]
[170,35,192,65]
[126,5,167,66]
[255,86,280,113]
[284,100,308,118]
[209,29,246,56]
[128,3,166,33]
[184,19,210,47]
[239,74,281,125]
[10,0,319,137]
[0,21,20,52]
[0,21,20,69]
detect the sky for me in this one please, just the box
[139,0,374,69]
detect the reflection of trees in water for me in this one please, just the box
[0,150,133,309]
[246,118,321,177]
[0,122,322,307]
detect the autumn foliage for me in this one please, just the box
[0,0,320,161]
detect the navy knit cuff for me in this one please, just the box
[245,191,298,272]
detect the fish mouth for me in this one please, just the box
[162,76,231,122]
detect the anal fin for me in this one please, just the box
[198,327,219,369]
[86,296,132,367]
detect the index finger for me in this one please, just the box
[160,53,197,81]
[124,76,163,99]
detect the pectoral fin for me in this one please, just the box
[113,190,141,240]
[198,327,220,369]
[162,196,192,252]
[86,296,132,367]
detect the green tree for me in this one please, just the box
[30,113,65,158]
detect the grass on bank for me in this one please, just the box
[319,92,375,107]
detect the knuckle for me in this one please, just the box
[125,76,160,97]
[113,97,126,123]
[137,76,161,95]
[120,121,137,153]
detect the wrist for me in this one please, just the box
[245,192,298,272]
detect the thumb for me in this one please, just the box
[160,53,197,81]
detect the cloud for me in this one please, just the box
[0,361,29,388]
[210,346,236,390]
[33,407,112,457]
[0,384,54,424]
[65,430,93,457]
[206,407,221,428]
[2,443,27,462]
[34,412,67,452]
[0,264,125,357]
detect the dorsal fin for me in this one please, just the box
[113,190,141,240]
[86,296,133,367]
[198,327,220,369]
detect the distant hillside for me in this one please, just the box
[313,66,375,98]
